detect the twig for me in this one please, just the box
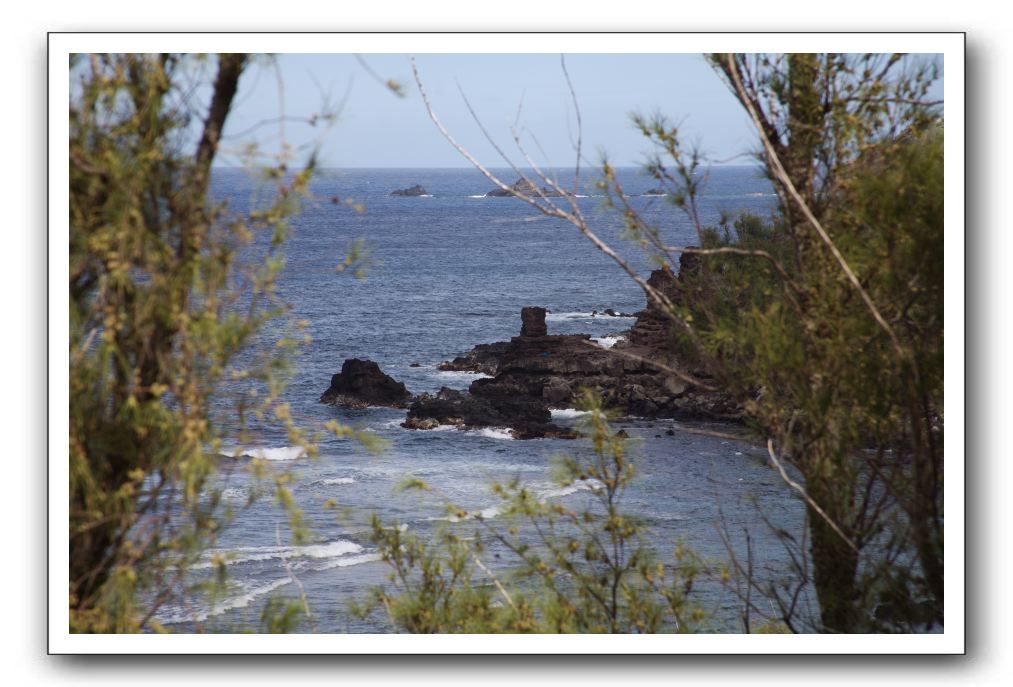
[275,525,316,632]
[765,438,859,554]
[471,555,517,612]
[722,53,907,365]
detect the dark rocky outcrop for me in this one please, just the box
[335,255,738,437]
[320,358,413,408]
[403,387,575,439]
[485,178,572,199]
[426,258,739,425]
[389,184,429,197]
[520,306,548,336]
[438,341,511,375]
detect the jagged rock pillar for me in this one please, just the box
[520,307,548,337]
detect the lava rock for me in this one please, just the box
[389,184,429,197]
[320,358,412,408]
[438,341,511,375]
[520,306,548,337]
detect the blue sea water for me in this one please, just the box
[157,166,807,632]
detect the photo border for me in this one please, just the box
[49,31,965,655]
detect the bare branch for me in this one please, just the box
[722,53,907,364]
[766,438,860,555]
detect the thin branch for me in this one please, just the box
[470,554,517,612]
[766,438,859,555]
[411,58,683,323]
[722,53,907,364]
[560,55,583,197]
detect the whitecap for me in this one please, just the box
[314,552,383,571]
[156,576,293,625]
[221,445,308,462]
[426,504,502,523]
[318,477,356,486]
[425,423,460,432]
[219,487,251,504]
[591,335,625,349]
[545,311,635,322]
[551,408,592,420]
[472,428,514,440]
[535,479,603,500]
[435,370,492,381]
[192,539,363,569]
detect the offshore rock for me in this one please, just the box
[485,178,540,197]
[485,178,572,199]
[320,358,412,409]
[389,184,429,197]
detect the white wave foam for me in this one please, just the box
[591,335,624,349]
[551,408,592,420]
[427,504,502,523]
[156,576,293,625]
[314,551,382,570]
[436,370,492,381]
[319,477,356,486]
[473,428,514,440]
[428,479,601,525]
[536,480,602,499]
[425,423,460,432]
[221,445,307,462]
[193,539,363,570]
[545,311,635,322]
[467,194,486,198]
[220,487,251,504]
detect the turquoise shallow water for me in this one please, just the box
[156,166,807,632]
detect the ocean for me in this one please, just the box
[156,166,807,632]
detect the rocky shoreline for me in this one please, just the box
[320,264,740,439]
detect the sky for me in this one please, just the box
[220,54,778,169]
[217,53,944,169]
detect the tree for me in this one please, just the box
[68,53,353,632]
[409,52,943,633]
[677,53,944,632]
[357,394,704,633]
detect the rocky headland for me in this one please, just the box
[320,260,739,438]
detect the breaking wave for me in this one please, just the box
[192,539,363,570]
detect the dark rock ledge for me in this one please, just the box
[320,358,412,409]
[321,259,740,439]
[485,178,572,199]
[389,184,429,197]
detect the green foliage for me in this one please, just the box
[615,54,943,632]
[67,53,365,633]
[357,393,704,633]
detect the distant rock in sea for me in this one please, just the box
[642,188,666,196]
[485,178,572,199]
[389,184,429,197]
[320,358,413,408]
